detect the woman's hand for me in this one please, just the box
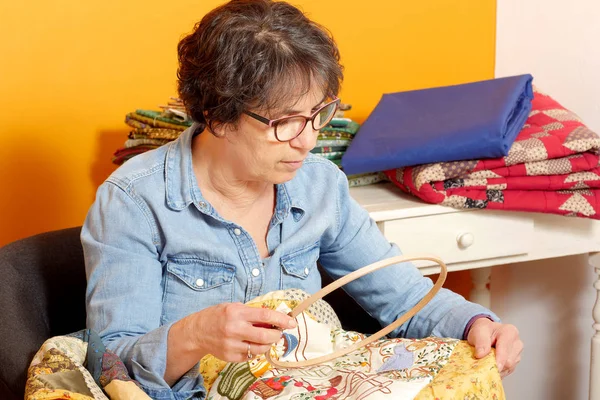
[166,302,296,385]
[467,318,523,378]
[191,302,297,362]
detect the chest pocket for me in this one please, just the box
[280,242,321,292]
[162,257,235,324]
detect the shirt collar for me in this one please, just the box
[280,173,307,222]
[165,124,202,210]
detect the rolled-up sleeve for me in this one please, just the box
[318,170,499,340]
[82,180,205,399]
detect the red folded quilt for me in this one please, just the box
[385,89,600,219]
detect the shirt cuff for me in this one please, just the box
[462,314,494,340]
[430,300,500,339]
[140,366,205,400]
[105,323,206,399]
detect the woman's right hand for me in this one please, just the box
[190,302,297,362]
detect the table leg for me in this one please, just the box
[470,267,491,309]
[376,221,385,235]
[590,252,600,400]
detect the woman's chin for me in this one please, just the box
[269,169,300,184]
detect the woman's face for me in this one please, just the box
[223,86,325,184]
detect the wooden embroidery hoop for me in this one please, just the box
[265,254,447,368]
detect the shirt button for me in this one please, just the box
[304,267,309,276]
[199,201,207,208]
[233,228,242,236]
[195,278,204,287]
[251,268,260,277]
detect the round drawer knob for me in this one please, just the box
[456,232,475,249]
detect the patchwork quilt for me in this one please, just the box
[25,330,149,400]
[385,89,600,219]
[201,290,504,400]
[26,290,504,400]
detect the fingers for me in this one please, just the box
[217,303,294,335]
[219,303,296,355]
[493,324,520,372]
[223,340,277,363]
[246,341,272,358]
[201,303,299,363]
[468,320,523,378]
[467,319,523,378]
[242,306,297,346]
[468,318,493,358]
[244,306,297,330]
[500,366,515,379]
[498,334,523,379]
[500,345,522,378]
[215,337,275,363]
[244,325,284,346]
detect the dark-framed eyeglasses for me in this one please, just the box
[244,98,340,142]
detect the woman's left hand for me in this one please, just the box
[467,318,523,378]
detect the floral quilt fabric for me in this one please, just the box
[201,289,504,400]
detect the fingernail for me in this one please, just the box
[288,319,297,329]
[497,362,504,371]
[477,347,485,356]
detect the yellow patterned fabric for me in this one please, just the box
[199,357,229,392]
[414,342,504,399]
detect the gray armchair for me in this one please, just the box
[0,227,379,400]
[0,227,87,400]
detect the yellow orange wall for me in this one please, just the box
[0,0,496,247]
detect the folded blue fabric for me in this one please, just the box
[341,74,534,175]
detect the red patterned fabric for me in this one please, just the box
[385,90,600,219]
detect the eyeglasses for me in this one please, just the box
[244,98,340,142]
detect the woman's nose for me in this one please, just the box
[289,122,318,150]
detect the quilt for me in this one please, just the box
[385,89,600,219]
[25,290,504,400]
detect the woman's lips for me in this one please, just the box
[282,159,304,170]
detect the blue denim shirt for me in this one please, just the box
[82,125,498,399]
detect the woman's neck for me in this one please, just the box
[191,131,272,211]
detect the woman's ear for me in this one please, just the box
[203,110,240,138]
[203,111,223,137]
[205,120,227,138]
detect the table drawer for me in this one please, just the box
[381,211,533,265]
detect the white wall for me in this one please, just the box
[491,256,595,399]
[495,2,600,398]
[496,1,600,133]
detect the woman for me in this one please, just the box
[82,1,523,398]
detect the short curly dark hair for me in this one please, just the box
[177,0,343,134]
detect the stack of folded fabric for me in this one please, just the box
[340,73,600,219]
[385,89,600,219]
[112,98,191,165]
[312,103,386,187]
